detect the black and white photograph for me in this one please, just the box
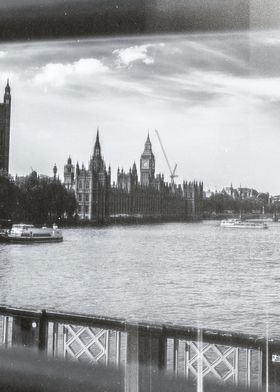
[0,1,280,391]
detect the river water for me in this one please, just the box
[0,221,279,338]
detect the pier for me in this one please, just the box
[0,306,280,391]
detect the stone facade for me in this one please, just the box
[64,131,203,223]
[0,81,11,175]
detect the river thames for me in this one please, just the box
[0,221,279,338]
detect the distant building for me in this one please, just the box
[64,131,203,223]
[64,157,75,191]
[0,81,11,175]
[223,184,258,200]
[238,187,258,199]
[270,195,280,205]
[223,184,235,198]
[203,189,213,199]
[15,167,57,188]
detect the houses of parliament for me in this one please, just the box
[0,82,203,223]
[64,131,204,223]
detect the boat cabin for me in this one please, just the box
[10,224,53,238]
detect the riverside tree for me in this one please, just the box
[204,191,271,214]
[0,172,77,224]
[0,175,20,222]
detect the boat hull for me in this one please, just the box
[0,223,64,244]
[220,220,268,229]
[221,224,268,229]
[0,233,63,244]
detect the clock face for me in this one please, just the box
[142,159,149,169]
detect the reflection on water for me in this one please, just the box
[0,221,279,337]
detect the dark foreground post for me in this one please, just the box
[38,309,48,351]
[125,323,167,392]
[268,343,280,391]
[12,310,48,350]
[261,340,280,391]
[12,316,40,348]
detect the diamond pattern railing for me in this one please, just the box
[166,336,264,390]
[185,342,239,382]
[47,320,125,368]
[0,308,280,391]
[0,313,126,368]
[63,325,109,364]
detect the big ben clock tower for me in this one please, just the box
[140,134,155,186]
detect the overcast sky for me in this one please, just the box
[1,30,280,193]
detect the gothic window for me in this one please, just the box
[85,194,89,202]
[85,206,89,213]
[86,181,89,189]
[78,194,82,201]
[79,180,82,189]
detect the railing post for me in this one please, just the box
[125,323,167,392]
[2,316,9,346]
[12,310,48,352]
[12,316,40,348]
[262,341,274,391]
[269,344,280,391]
[115,331,121,368]
[38,309,48,352]
[125,325,139,392]
[173,338,179,375]
[197,329,203,392]
[52,321,59,357]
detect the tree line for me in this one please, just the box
[203,191,273,214]
[0,172,77,226]
[1,172,277,225]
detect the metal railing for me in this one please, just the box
[0,305,280,391]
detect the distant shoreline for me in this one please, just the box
[203,212,277,221]
[2,213,277,229]
[59,215,202,228]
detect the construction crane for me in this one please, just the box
[155,129,178,190]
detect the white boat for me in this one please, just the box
[220,219,268,229]
[0,224,63,243]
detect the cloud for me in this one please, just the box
[33,58,109,87]
[103,78,152,96]
[188,40,246,69]
[157,68,280,107]
[0,51,7,58]
[113,44,156,67]
[4,31,280,193]
[192,71,280,103]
